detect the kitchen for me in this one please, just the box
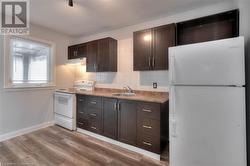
[0,0,250,166]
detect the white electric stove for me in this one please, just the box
[54,80,95,130]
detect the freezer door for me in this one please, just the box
[169,86,246,166]
[169,37,245,86]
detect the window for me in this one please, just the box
[9,37,53,87]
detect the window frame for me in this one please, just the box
[4,35,56,88]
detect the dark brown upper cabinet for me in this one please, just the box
[86,37,117,72]
[86,40,98,72]
[133,29,152,71]
[97,38,117,72]
[133,23,176,71]
[68,43,87,59]
[177,9,239,45]
[153,24,176,70]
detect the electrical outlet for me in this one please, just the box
[153,82,157,89]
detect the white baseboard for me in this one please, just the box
[0,121,55,142]
[77,128,160,161]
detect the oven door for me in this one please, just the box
[54,92,75,118]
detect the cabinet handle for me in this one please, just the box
[142,109,152,113]
[90,101,97,104]
[143,125,152,129]
[79,99,84,102]
[143,141,152,146]
[114,102,117,111]
[90,113,97,117]
[91,126,97,130]
[117,102,120,111]
[78,122,84,125]
[79,112,84,114]
[148,57,151,69]
[152,56,155,68]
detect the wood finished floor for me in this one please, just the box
[0,125,168,166]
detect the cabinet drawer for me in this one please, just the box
[85,96,102,109]
[137,132,160,154]
[77,110,87,119]
[138,118,160,136]
[87,107,102,120]
[138,102,160,120]
[88,119,102,134]
[77,118,88,130]
[77,96,85,111]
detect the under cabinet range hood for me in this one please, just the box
[66,58,86,65]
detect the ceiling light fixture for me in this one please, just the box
[68,0,73,7]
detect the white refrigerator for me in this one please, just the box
[169,37,246,166]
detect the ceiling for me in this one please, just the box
[30,0,232,37]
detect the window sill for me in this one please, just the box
[3,85,56,92]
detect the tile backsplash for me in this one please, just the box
[75,38,169,92]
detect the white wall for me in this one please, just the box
[0,35,4,135]
[0,24,75,135]
[74,1,238,92]
[26,24,76,88]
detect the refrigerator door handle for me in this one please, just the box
[170,86,176,115]
[170,86,177,138]
[171,119,178,138]
[170,55,176,84]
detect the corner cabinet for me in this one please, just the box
[133,23,176,71]
[86,37,117,72]
[76,94,169,154]
[68,43,87,59]
[68,37,117,72]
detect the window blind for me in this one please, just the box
[10,37,52,85]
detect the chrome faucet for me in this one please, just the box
[123,86,134,93]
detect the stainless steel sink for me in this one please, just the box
[112,92,136,97]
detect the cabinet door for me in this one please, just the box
[77,43,87,58]
[153,24,176,70]
[118,100,137,146]
[97,38,117,72]
[68,45,78,59]
[103,98,118,140]
[97,38,110,71]
[177,10,239,45]
[133,29,152,71]
[77,95,88,129]
[86,41,98,72]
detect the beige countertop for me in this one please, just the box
[74,88,169,104]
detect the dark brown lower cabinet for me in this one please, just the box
[118,100,137,146]
[137,102,168,154]
[76,95,103,134]
[103,98,118,140]
[76,94,168,154]
[77,95,88,130]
